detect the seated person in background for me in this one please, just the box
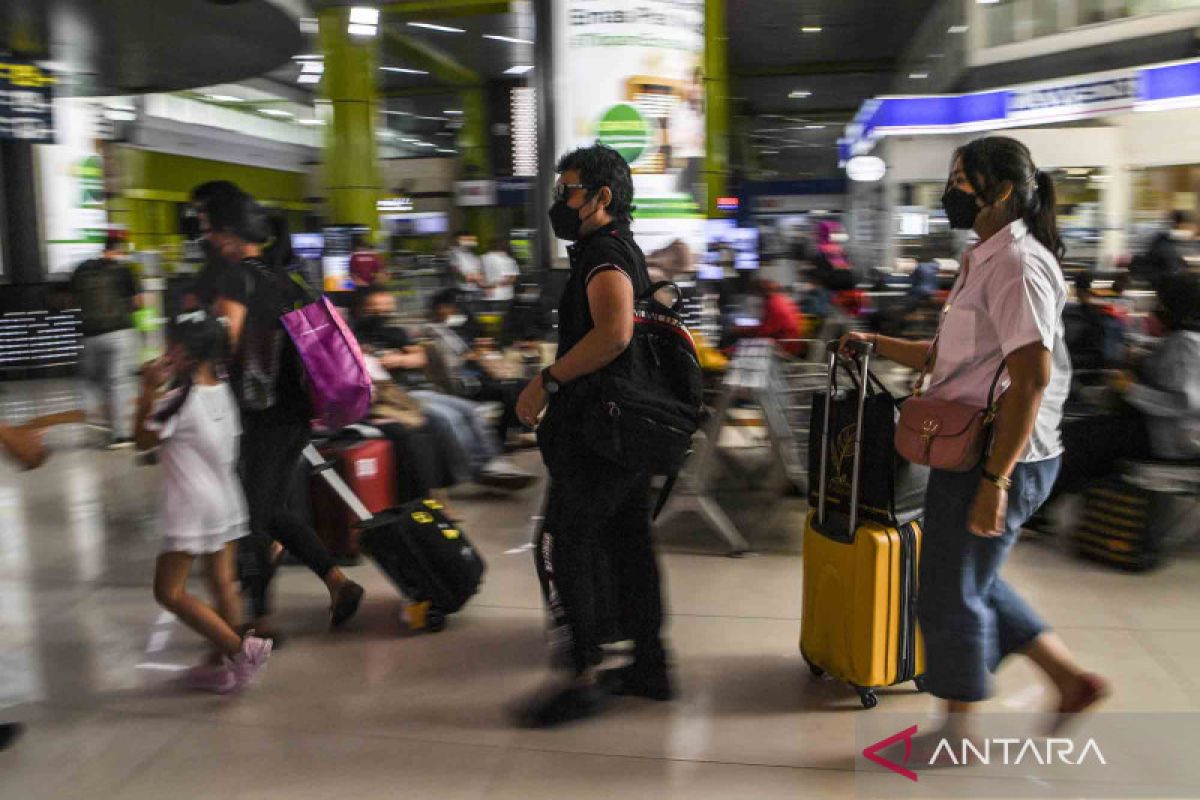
[1130,210,1198,289]
[352,287,533,491]
[797,270,833,320]
[352,287,428,389]
[427,289,524,447]
[1063,273,1126,371]
[1042,272,1200,513]
[500,283,555,347]
[729,278,806,357]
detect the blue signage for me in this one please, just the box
[842,57,1200,160]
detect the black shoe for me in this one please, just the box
[513,680,609,728]
[599,662,675,701]
[330,581,365,628]
[0,722,24,751]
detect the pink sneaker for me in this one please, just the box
[228,635,272,689]
[184,662,237,694]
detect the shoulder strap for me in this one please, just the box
[640,281,685,311]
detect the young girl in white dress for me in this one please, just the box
[134,310,271,693]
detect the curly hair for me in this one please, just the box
[555,143,635,224]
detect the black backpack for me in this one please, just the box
[573,280,705,482]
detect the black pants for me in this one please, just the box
[469,373,522,446]
[374,421,438,500]
[535,461,665,675]
[1051,409,1152,503]
[239,412,337,618]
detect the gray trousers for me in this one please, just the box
[79,328,138,439]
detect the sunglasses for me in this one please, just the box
[552,182,591,203]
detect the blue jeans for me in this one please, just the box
[411,391,499,481]
[917,457,1060,702]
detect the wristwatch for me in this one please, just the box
[541,366,562,395]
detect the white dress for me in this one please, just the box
[148,383,248,555]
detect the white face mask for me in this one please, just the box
[446,314,467,328]
[831,232,849,244]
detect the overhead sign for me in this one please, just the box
[842,57,1200,159]
[454,180,497,207]
[496,178,532,207]
[0,60,55,142]
[1007,73,1137,121]
[377,196,414,213]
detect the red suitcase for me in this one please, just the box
[310,438,398,558]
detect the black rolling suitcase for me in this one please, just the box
[303,445,485,631]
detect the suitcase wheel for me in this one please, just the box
[426,607,447,633]
[914,675,928,693]
[404,600,432,631]
[804,659,825,679]
[856,688,879,710]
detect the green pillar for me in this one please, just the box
[320,7,382,233]
[458,87,495,246]
[704,0,731,218]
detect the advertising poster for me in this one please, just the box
[38,97,107,274]
[555,0,708,256]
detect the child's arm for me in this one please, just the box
[133,359,172,452]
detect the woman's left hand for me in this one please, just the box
[967,481,1008,538]
[516,375,548,429]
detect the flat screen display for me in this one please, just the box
[291,233,324,261]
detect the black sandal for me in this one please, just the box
[331,581,365,628]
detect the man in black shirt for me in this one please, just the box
[514,144,671,727]
[70,235,142,448]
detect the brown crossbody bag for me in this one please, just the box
[893,258,1006,472]
[894,341,1005,472]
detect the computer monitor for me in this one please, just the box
[291,233,324,261]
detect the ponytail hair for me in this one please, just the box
[1028,169,1065,263]
[954,136,1066,263]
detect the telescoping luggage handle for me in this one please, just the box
[301,443,374,523]
[817,339,874,534]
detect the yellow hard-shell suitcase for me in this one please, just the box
[799,340,925,708]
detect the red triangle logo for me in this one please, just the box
[862,724,920,782]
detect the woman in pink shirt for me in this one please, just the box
[843,137,1108,754]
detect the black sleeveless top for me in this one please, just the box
[556,222,650,359]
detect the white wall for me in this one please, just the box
[1112,108,1200,168]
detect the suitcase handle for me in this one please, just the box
[818,339,875,533]
[302,443,374,523]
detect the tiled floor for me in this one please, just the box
[2,381,1199,798]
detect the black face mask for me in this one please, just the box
[548,200,583,241]
[548,193,601,242]
[942,187,982,230]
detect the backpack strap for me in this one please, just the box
[640,281,685,312]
